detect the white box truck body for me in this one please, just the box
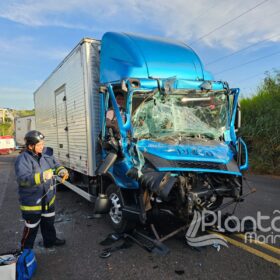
[34,38,101,177]
[15,116,36,147]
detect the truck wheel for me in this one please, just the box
[106,184,134,233]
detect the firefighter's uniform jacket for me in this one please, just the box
[15,147,65,214]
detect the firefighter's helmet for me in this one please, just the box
[24,130,45,146]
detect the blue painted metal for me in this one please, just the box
[111,159,139,189]
[101,82,247,186]
[135,78,226,91]
[137,139,234,164]
[99,32,247,191]
[157,167,242,176]
[101,84,245,183]
[106,85,140,187]
[223,130,232,142]
[239,137,249,171]
[100,32,208,83]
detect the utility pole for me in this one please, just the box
[0,108,6,124]
[0,109,6,136]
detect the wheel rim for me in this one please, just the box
[109,192,122,224]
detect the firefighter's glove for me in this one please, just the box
[43,169,53,181]
[58,168,69,180]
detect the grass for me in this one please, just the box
[240,71,280,175]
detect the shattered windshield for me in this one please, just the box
[132,90,228,141]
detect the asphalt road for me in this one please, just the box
[0,152,279,280]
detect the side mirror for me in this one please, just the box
[234,102,241,131]
[237,137,248,171]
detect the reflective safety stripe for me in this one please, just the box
[55,166,64,175]
[20,195,56,212]
[34,173,41,185]
[49,195,56,206]
[25,219,41,228]
[41,212,55,217]
[20,205,42,211]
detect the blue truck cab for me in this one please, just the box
[95,32,248,232]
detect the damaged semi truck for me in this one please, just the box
[34,32,248,233]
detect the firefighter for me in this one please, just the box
[15,130,69,249]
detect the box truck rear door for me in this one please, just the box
[55,88,70,166]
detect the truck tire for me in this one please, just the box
[106,184,134,233]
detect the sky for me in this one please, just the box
[0,0,279,109]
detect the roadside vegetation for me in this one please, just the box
[0,122,14,136]
[240,71,280,175]
[17,109,35,117]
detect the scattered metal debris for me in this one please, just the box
[175,270,185,276]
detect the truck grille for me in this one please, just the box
[143,152,228,171]
[169,160,227,171]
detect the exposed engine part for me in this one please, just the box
[128,166,242,222]
[177,176,186,205]
[127,168,177,201]
[148,172,242,221]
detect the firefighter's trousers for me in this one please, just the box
[21,208,56,249]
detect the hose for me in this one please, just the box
[35,174,68,204]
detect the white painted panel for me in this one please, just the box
[0,137,15,149]
[34,39,101,176]
[55,89,70,166]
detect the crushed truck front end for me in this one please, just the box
[98,32,248,232]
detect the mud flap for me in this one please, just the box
[95,152,118,214]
